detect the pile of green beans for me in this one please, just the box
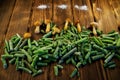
[1,24,120,78]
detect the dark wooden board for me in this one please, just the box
[0,0,120,80]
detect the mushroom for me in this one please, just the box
[64,18,71,30]
[23,32,31,39]
[45,19,51,33]
[52,25,60,35]
[34,21,41,34]
[75,20,81,33]
[89,22,99,36]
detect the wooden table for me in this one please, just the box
[0,0,120,80]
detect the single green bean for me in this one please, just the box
[14,38,23,50]
[70,68,78,78]
[42,31,52,38]
[54,66,58,76]
[91,54,104,61]
[19,39,27,48]
[9,58,16,64]
[1,57,8,69]
[18,66,32,74]
[32,69,43,77]
[9,40,13,51]
[21,49,32,63]
[104,52,115,63]
[59,47,77,64]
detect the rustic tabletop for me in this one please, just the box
[0,0,120,80]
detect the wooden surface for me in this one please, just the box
[0,0,120,80]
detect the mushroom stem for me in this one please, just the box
[90,22,98,36]
[45,19,51,33]
[52,25,60,35]
[76,20,81,33]
[34,26,40,34]
[46,23,51,33]
[64,18,71,30]
[93,26,97,36]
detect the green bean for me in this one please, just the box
[85,52,91,60]
[28,38,31,48]
[19,39,27,48]
[102,36,115,41]
[18,66,32,74]
[116,38,120,46]
[37,62,48,67]
[57,64,63,69]
[9,58,16,64]
[76,62,82,68]
[93,44,107,54]
[104,61,115,68]
[54,66,58,76]
[92,37,104,47]
[73,37,88,45]
[9,40,13,51]
[21,49,32,63]
[91,54,104,61]
[33,49,48,55]
[71,58,76,66]
[5,40,10,51]
[32,40,39,46]
[1,57,8,69]
[31,55,38,68]
[105,52,111,59]
[32,69,43,77]
[14,37,20,44]
[24,60,37,73]
[14,38,23,51]
[70,68,78,78]
[14,53,25,58]
[4,48,9,55]
[53,46,59,59]
[42,31,52,38]
[108,64,116,69]
[16,33,21,38]
[115,54,120,60]
[59,47,77,64]
[1,54,13,59]
[104,52,115,63]
[102,39,114,44]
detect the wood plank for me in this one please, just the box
[0,0,16,80]
[0,0,33,80]
[72,0,106,80]
[105,0,120,80]
[92,0,119,80]
[22,0,53,80]
[91,0,118,33]
[49,0,74,80]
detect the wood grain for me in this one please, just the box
[0,0,33,80]
[50,0,74,80]
[0,0,16,80]
[0,0,120,80]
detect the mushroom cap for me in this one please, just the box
[23,32,31,39]
[34,21,41,26]
[45,19,51,24]
[66,18,71,22]
[90,22,99,28]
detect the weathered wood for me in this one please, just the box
[0,0,16,80]
[49,0,74,80]
[0,0,33,80]
[27,0,53,80]
[72,0,106,80]
[91,0,118,33]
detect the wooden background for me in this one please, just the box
[0,0,120,80]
